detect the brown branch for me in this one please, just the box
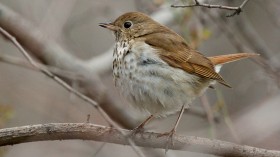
[171,0,250,17]
[0,123,280,157]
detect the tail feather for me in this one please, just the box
[208,53,259,66]
[208,53,259,88]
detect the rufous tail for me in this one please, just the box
[208,53,259,66]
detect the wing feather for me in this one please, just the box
[143,31,231,87]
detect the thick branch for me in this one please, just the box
[0,123,279,157]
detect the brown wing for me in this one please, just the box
[143,32,230,87]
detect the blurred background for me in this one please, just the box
[0,0,280,157]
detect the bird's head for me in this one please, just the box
[99,12,166,41]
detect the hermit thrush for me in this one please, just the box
[99,12,258,141]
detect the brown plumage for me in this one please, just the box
[143,30,231,87]
[99,12,259,144]
[110,12,259,88]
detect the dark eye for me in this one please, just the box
[123,21,133,28]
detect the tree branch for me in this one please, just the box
[0,54,85,80]
[171,0,250,17]
[0,123,279,157]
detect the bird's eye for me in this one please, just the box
[123,21,133,28]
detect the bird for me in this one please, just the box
[99,12,258,143]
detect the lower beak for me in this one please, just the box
[99,23,118,31]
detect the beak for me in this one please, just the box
[99,22,118,31]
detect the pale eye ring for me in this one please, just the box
[123,21,133,28]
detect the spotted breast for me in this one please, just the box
[113,39,211,117]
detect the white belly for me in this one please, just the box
[113,41,212,117]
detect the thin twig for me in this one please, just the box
[0,54,84,80]
[1,123,280,157]
[0,27,145,157]
[200,94,216,138]
[215,90,241,143]
[171,0,250,17]
[92,142,107,157]
[226,0,250,17]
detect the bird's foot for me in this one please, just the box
[129,115,154,137]
[157,128,176,153]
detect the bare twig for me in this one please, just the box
[215,90,241,143]
[0,123,280,157]
[200,95,216,138]
[92,142,106,157]
[227,0,250,17]
[0,54,84,80]
[171,0,250,17]
[0,27,145,157]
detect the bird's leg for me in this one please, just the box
[130,114,154,135]
[158,104,186,152]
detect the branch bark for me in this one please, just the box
[0,123,279,157]
[171,0,250,17]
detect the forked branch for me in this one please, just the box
[171,0,250,17]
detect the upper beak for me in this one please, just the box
[99,23,118,31]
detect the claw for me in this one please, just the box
[156,104,186,153]
[157,128,176,153]
[129,115,154,137]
